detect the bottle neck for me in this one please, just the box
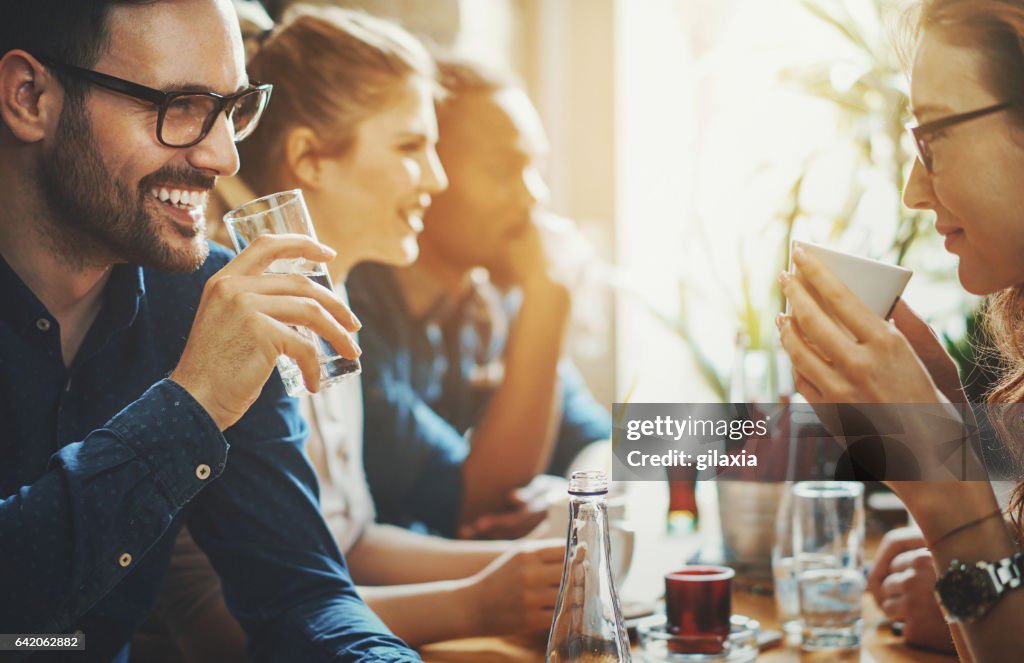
[568,494,611,543]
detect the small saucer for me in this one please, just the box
[637,615,760,662]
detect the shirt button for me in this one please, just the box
[195,464,211,480]
[118,552,133,568]
[36,318,51,332]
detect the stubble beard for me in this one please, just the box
[35,96,211,274]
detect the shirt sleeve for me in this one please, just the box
[546,360,612,476]
[361,352,468,538]
[0,379,228,634]
[186,374,421,662]
[356,322,467,537]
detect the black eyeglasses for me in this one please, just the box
[906,100,1017,174]
[37,56,272,148]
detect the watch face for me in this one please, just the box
[937,565,997,621]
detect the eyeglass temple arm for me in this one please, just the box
[35,56,169,106]
[913,101,1017,135]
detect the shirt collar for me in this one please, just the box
[0,252,145,336]
[394,263,490,324]
[103,264,146,334]
[0,252,47,333]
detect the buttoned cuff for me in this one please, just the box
[107,379,229,507]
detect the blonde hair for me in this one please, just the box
[236,4,437,194]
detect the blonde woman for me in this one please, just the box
[138,6,562,661]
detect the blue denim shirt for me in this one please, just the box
[0,245,419,662]
[348,263,611,537]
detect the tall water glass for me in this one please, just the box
[224,189,360,397]
[771,481,800,637]
[791,481,865,651]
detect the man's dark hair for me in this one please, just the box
[0,0,157,101]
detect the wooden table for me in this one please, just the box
[420,482,957,662]
[419,590,953,662]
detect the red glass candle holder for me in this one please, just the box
[664,565,734,654]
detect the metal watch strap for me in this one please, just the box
[986,552,1024,595]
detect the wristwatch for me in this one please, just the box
[934,552,1024,623]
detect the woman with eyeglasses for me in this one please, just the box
[132,6,564,662]
[779,1,1024,660]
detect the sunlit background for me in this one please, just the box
[290,0,979,407]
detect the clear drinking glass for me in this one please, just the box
[791,481,865,652]
[771,481,800,638]
[223,189,360,397]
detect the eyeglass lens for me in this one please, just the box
[161,89,265,147]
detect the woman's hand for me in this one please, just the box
[878,546,956,653]
[466,539,565,636]
[777,246,942,405]
[869,526,928,605]
[869,527,956,653]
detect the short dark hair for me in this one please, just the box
[0,0,157,99]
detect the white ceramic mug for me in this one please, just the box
[789,240,912,318]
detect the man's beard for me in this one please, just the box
[35,98,214,273]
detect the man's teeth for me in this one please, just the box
[150,187,208,209]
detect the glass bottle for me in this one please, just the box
[666,465,699,535]
[546,471,632,662]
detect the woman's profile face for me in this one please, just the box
[902,27,1024,295]
[312,76,447,273]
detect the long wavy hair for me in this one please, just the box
[907,0,1024,540]
[985,290,1024,539]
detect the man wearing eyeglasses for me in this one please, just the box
[0,1,418,661]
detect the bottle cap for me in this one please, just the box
[569,470,609,495]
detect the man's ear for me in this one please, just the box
[283,126,328,191]
[0,50,62,143]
